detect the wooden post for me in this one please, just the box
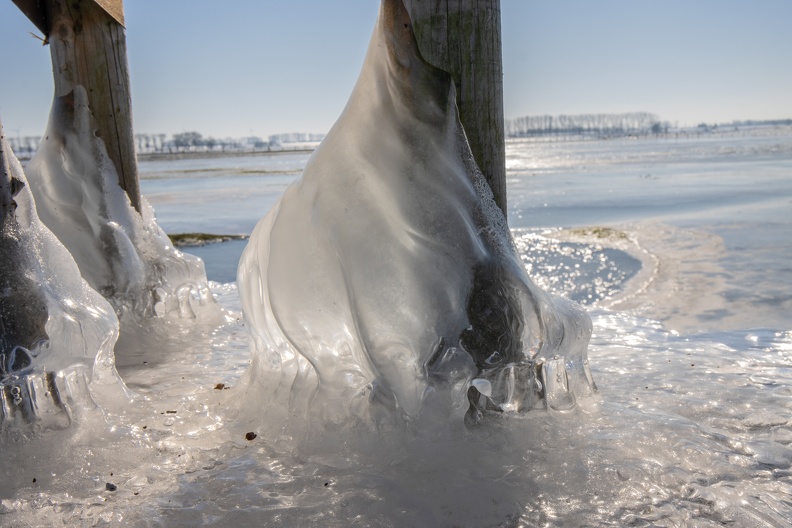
[11,0,142,213]
[408,0,508,217]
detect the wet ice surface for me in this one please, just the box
[506,133,792,333]
[236,0,593,427]
[513,230,642,306]
[31,131,781,525]
[2,256,791,526]
[24,87,213,321]
[0,121,129,432]
[8,115,790,527]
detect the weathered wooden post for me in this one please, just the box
[11,0,142,213]
[408,0,507,216]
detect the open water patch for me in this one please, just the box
[513,228,642,306]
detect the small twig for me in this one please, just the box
[29,32,49,46]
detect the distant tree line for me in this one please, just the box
[7,131,326,159]
[133,131,325,154]
[505,112,669,138]
[8,117,790,159]
[728,118,792,127]
[269,132,325,145]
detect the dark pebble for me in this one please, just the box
[214,383,225,390]
[245,432,257,441]
[106,483,117,492]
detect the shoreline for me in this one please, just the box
[553,223,773,334]
[138,146,316,162]
[14,147,317,163]
[169,233,249,248]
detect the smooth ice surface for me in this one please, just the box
[505,133,792,333]
[0,119,128,432]
[1,129,790,525]
[138,152,307,235]
[238,0,593,426]
[2,261,790,526]
[25,87,213,321]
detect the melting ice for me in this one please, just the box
[1,118,128,431]
[237,0,593,428]
[25,87,213,321]
[2,0,791,525]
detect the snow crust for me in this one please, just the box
[237,0,594,428]
[25,87,213,321]
[0,119,129,433]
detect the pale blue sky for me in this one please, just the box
[1,1,790,139]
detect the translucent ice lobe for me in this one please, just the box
[238,0,594,425]
[25,87,212,320]
[0,118,129,431]
[1,138,49,374]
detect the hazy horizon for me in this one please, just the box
[1,1,790,138]
[89,114,792,143]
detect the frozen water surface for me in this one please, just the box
[3,2,792,527]
[5,115,791,525]
[1,258,790,526]
[138,152,307,235]
[5,134,792,526]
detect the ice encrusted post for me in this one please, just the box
[237,0,594,431]
[1,116,130,433]
[12,0,141,213]
[408,0,508,216]
[13,0,213,320]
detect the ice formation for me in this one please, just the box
[25,87,212,320]
[238,0,594,426]
[0,118,129,432]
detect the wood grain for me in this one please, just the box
[409,0,507,216]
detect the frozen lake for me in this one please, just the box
[3,131,791,526]
[143,131,792,333]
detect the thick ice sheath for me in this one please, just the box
[25,87,212,320]
[1,117,128,430]
[238,0,594,423]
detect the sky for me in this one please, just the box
[0,0,790,139]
